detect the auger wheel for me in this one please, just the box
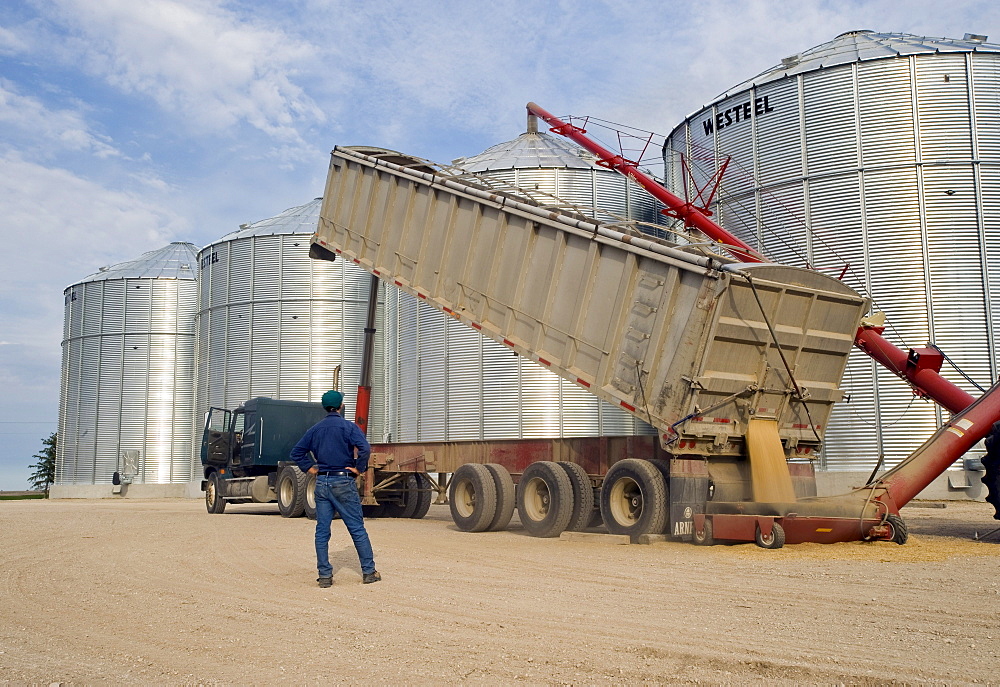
[885,514,908,545]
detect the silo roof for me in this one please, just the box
[213,197,323,244]
[716,30,1000,101]
[452,131,600,172]
[74,242,199,285]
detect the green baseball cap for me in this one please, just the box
[321,390,344,409]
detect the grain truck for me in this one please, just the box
[306,105,1000,546]
[206,102,1000,546]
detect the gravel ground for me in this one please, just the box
[1,497,999,684]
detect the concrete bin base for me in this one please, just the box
[50,481,204,500]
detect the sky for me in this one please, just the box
[1,0,999,490]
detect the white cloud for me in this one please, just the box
[0,153,186,351]
[42,0,326,144]
[0,81,121,159]
[0,24,30,55]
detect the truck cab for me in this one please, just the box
[201,397,328,515]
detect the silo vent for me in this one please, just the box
[964,33,988,42]
[781,55,800,68]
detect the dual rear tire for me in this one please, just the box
[449,461,591,536]
[449,463,515,532]
[517,462,574,537]
[599,458,668,539]
[380,474,434,520]
[448,458,675,541]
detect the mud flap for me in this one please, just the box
[669,459,710,540]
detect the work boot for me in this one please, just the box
[317,576,333,588]
[362,570,381,584]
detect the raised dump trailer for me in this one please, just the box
[311,145,878,544]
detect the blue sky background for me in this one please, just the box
[1,0,998,490]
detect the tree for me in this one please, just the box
[27,432,56,496]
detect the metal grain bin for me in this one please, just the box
[385,125,661,441]
[195,198,388,442]
[58,242,199,485]
[452,116,667,232]
[663,31,1000,471]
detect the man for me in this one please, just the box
[290,389,380,587]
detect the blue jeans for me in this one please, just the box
[314,474,376,577]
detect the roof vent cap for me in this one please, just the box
[835,29,875,38]
[964,33,988,42]
[781,55,800,68]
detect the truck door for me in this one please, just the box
[202,407,232,466]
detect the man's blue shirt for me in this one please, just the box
[290,411,371,473]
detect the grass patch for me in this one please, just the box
[0,493,46,500]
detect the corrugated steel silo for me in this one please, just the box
[663,31,1000,471]
[58,242,199,484]
[454,115,667,232]
[384,124,661,441]
[195,198,388,447]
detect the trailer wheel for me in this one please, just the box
[304,472,317,520]
[382,475,424,519]
[557,462,595,532]
[483,464,516,532]
[693,518,714,546]
[398,475,421,519]
[409,473,433,519]
[517,461,573,538]
[381,476,412,518]
[886,514,908,545]
[600,459,667,539]
[362,503,386,518]
[449,464,498,532]
[755,522,785,549]
[277,466,306,518]
[205,472,227,514]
